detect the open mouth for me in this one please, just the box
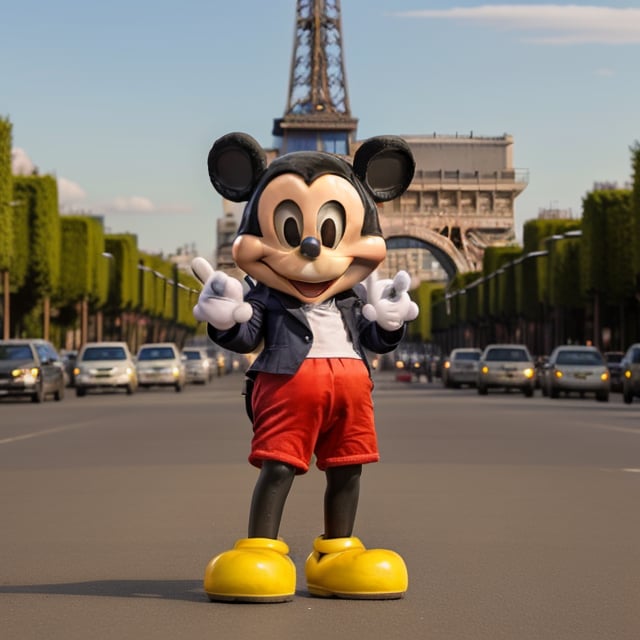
[288,279,335,299]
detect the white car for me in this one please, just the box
[182,347,213,384]
[477,343,536,397]
[136,343,186,392]
[74,341,138,397]
[442,348,482,388]
[545,345,610,402]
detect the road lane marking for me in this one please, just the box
[0,421,97,446]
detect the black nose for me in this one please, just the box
[300,237,321,259]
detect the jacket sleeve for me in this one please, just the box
[348,288,405,354]
[359,317,405,354]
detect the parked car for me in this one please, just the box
[0,339,65,402]
[603,351,625,393]
[477,344,536,397]
[621,343,640,404]
[136,342,186,392]
[182,346,213,384]
[544,345,610,402]
[442,348,482,388]
[74,341,138,397]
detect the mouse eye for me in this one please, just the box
[317,201,345,249]
[274,200,303,248]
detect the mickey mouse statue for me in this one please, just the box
[192,132,418,602]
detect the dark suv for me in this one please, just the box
[0,339,66,402]
[621,343,640,404]
[604,351,624,393]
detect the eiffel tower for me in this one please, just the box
[272,0,358,155]
[217,0,528,283]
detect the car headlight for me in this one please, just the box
[554,370,563,379]
[12,367,39,379]
[481,365,489,374]
[601,372,609,381]
[624,370,632,379]
[523,368,535,379]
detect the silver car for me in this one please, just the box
[182,347,213,384]
[545,345,610,402]
[74,341,138,397]
[621,343,640,404]
[0,339,66,403]
[442,348,482,388]
[477,344,536,397]
[136,343,186,392]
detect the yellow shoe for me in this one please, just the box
[203,538,296,603]
[305,536,408,599]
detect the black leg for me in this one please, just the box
[324,464,362,538]
[248,460,296,539]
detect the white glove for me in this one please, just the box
[191,257,253,330]
[362,270,419,331]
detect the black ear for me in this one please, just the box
[353,136,415,202]
[207,132,267,202]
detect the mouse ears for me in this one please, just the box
[353,136,415,202]
[207,132,267,202]
[208,132,415,203]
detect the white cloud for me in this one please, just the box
[58,177,87,206]
[102,197,193,215]
[107,196,156,213]
[10,147,192,216]
[392,5,640,45]
[11,147,36,175]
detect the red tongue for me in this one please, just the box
[290,280,332,298]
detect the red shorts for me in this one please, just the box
[250,358,379,473]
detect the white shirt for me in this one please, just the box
[302,299,361,359]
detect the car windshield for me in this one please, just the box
[0,344,34,360]
[138,347,176,361]
[485,348,529,362]
[82,346,127,361]
[556,351,603,365]
[183,351,201,360]
[454,352,480,361]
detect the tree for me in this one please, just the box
[0,117,13,338]
[631,142,640,290]
[12,175,60,338]
[58,216,108,345]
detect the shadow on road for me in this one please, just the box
[0,579,205,603]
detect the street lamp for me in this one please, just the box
[544,230,584,349]
[98,252,115,342]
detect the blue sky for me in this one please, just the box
[2,1,639,258]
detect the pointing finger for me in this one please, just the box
[392,270,411,295]
[191,257,215,284]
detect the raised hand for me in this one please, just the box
[191,257,253,330]
[362,270,419,331]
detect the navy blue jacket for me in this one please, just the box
[207,282,404,381]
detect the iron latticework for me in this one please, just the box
[273,0,357,152]
[287,0,350,116]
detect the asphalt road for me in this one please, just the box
[1,372,640,640]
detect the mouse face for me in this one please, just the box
[231,172,387,303]
[207,132,415,303]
